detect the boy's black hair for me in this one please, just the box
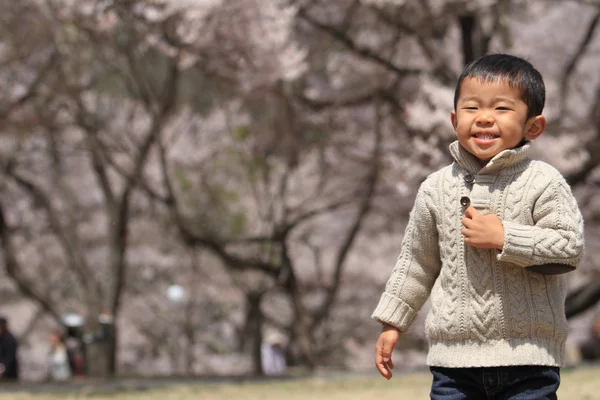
[453,54,545,119]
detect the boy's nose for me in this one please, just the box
[475,114,494,124]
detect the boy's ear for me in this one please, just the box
[450,110,458,131]
[524,115,546,141]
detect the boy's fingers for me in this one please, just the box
[381,340,394,366]
[464,206,479,218]
[375,339,393,379]
[375,358,391,379]
[375,325,400,380]
[387,356,394,370]
[461,217,473,229]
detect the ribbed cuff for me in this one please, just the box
[371,292,417,332]
[497,220,535,267]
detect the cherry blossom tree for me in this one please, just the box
[2,0,600,379]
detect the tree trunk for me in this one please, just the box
[108,323,117,376]
[241,292,264,375]
[459,14,477,66]
[84,318,116,378]
[294,314,315,369]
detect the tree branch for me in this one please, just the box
[298,87,388,111]
[297,8,423,78]
[559,9,600,118]
[75,106,118,211]
[566,276,600,319]
[5,169,103,306]
[565,85,600,186]
[0,201,61,322]
[310,99,382,330]
[107,53,181,315]
[0,48,59,117]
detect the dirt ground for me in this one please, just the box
[0,366,598,399]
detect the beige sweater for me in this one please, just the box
[372,141,584,367]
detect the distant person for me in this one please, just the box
[261,332,286,376]
[579,315,600,362]
[0,317,19,381]
[372,54,584,399]
[48,329,71,382]
[64,326,85,377]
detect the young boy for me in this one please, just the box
[372,54,584,399]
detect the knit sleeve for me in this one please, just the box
[497,175,584,269]
[371,183,441,331]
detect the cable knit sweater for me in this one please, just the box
[372,141,584,367]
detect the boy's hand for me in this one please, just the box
[461,206,504,249]
[375,324,401,380]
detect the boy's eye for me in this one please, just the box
[496,107,511,111]
[463,107,478,110]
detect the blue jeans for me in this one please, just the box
[430,366,560,400]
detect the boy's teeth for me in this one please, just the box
[476,134,495,139]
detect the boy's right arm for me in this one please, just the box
[375,323,401,379]
[372,182,441,378]
[371,184,441,331]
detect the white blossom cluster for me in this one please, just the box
[360,0,502,11]
[147,0,308,90]
[360,0,407,6]
[37,0,307,90]
[229,0,307,90]
[140,0,223,23]
[405,75,454,133]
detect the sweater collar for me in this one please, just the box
[449,140,531,175]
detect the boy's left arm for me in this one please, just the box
[497,175,584,270]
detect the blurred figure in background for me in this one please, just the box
[579,315,600,362]
[48,329,71,382]
[64,326,85,377]
[0,317,19,381]
[261,332,287,376]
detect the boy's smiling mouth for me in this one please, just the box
[472,133,499,139]
[472,133,499,141]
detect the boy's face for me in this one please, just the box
[451,77,546,164]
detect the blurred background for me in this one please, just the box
[1,0,600,384]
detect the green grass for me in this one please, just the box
[1,367,599,399]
